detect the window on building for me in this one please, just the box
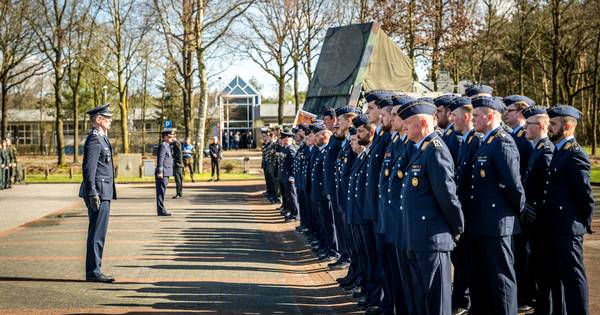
[8,123,41,145]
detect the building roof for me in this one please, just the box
[222,75,259,96]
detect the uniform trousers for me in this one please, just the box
[155,176,169,215]
[406,250,452,315]
[85,198,111,278]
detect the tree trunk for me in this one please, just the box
[407,0,418,81]
[183,0,194,140]
[592,33,600,155]
[551,0,560,106]
[430,0,443,91]
[53,59,67,166]
[73,90,80,163]
[293,60,299,113]
[119,84,129,154]
[1,80,7,140]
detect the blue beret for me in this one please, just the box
[448,97,472,112]
[87,104,112,117]
[365,90,394,103]
[398,99,437,120]
[309,123,327,133]
[353,114,370,129]
[465,84,493,97]
[547,105,582,120]
[504,95,535,107]
[434,94,457,107]
[522,106,549,119]
[376,97,394,108]
[472,96,505,112]
[349,127,358,136]
[323,108,336,118]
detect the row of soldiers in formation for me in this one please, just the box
[261,85,593,315]
[0,137,19,190]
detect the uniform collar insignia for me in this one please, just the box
[517,129,525,137]
[487,136,495,144]
[445,128,452,135]
[564,142,572,150]
[468,136,473,144]
[91,127,106,137]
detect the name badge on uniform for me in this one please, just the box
[411,177,418,187]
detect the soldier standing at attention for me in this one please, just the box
[469,96,525,314]
[0,139,6,190]
[171,133,184,199]
[544,105,594,315]
[398,99,464,315]
[79,104,116,283]
[155,129,174,216]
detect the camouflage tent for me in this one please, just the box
[302,22,413,116]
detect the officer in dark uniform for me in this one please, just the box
[360,90,393,310]
[294,126,310,230]
[345,114,373,307]
[544,105,593,315]
[448,96,481,315]
[79,104,116,283]
[503,94,536,312]
[329,106,361,270]
[520,106,555,314]
[261,128,273,200]
[171,133,184,198]
[469,96,525,314]
[280,130,299,222]
[0,140,6,189]
[397,99,464,315]
[155,129,174,216]
[435,94,461,163]
[377,94,414,315]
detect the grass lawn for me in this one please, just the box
[25,172,263,184]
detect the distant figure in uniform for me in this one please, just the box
[79,104,116,283]
[182,137,195,182]
[545,105,593,315]
[6,138,18,185]
[171,134,184,199]
[0,139,7,189]
[155,129,174,216]
[209,136,222,181]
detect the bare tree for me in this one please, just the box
[153,0,195,140]
[241,0,294,125]
[0,0,45,139]
[66,3,97,163]
[194,0,253,173]
[94,0,152,153]
[29,0,81,166]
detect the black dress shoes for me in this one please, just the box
[86,274,115,283]
[158,212,172,216]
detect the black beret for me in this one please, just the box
[323,108,337,118]
[310,123,327,133]
[335,106,361,117]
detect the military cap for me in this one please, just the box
[547,105,582,120]
[271,125,281,131]
[335,106,361,117]
[465,84,493,97]
[417,97,434,104]
[353,114,370,129]
[449,96,472,112]
[472,96,505,112]
[398,99,437,120]
[392,95,416,114]
[522,106,549,119]
[280,129,294,138]
[323,108,337,119]
[375,97,395,108]
[291,127,299,134]
[310,122,327,133]
[298,124,310,134]
[87,104,112,117]
[493,96,508,113]
[504,95,535,107]
[434,94,457,108]
[161,128,175,136]
[364,90,394,103]
[260,127,270,133]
